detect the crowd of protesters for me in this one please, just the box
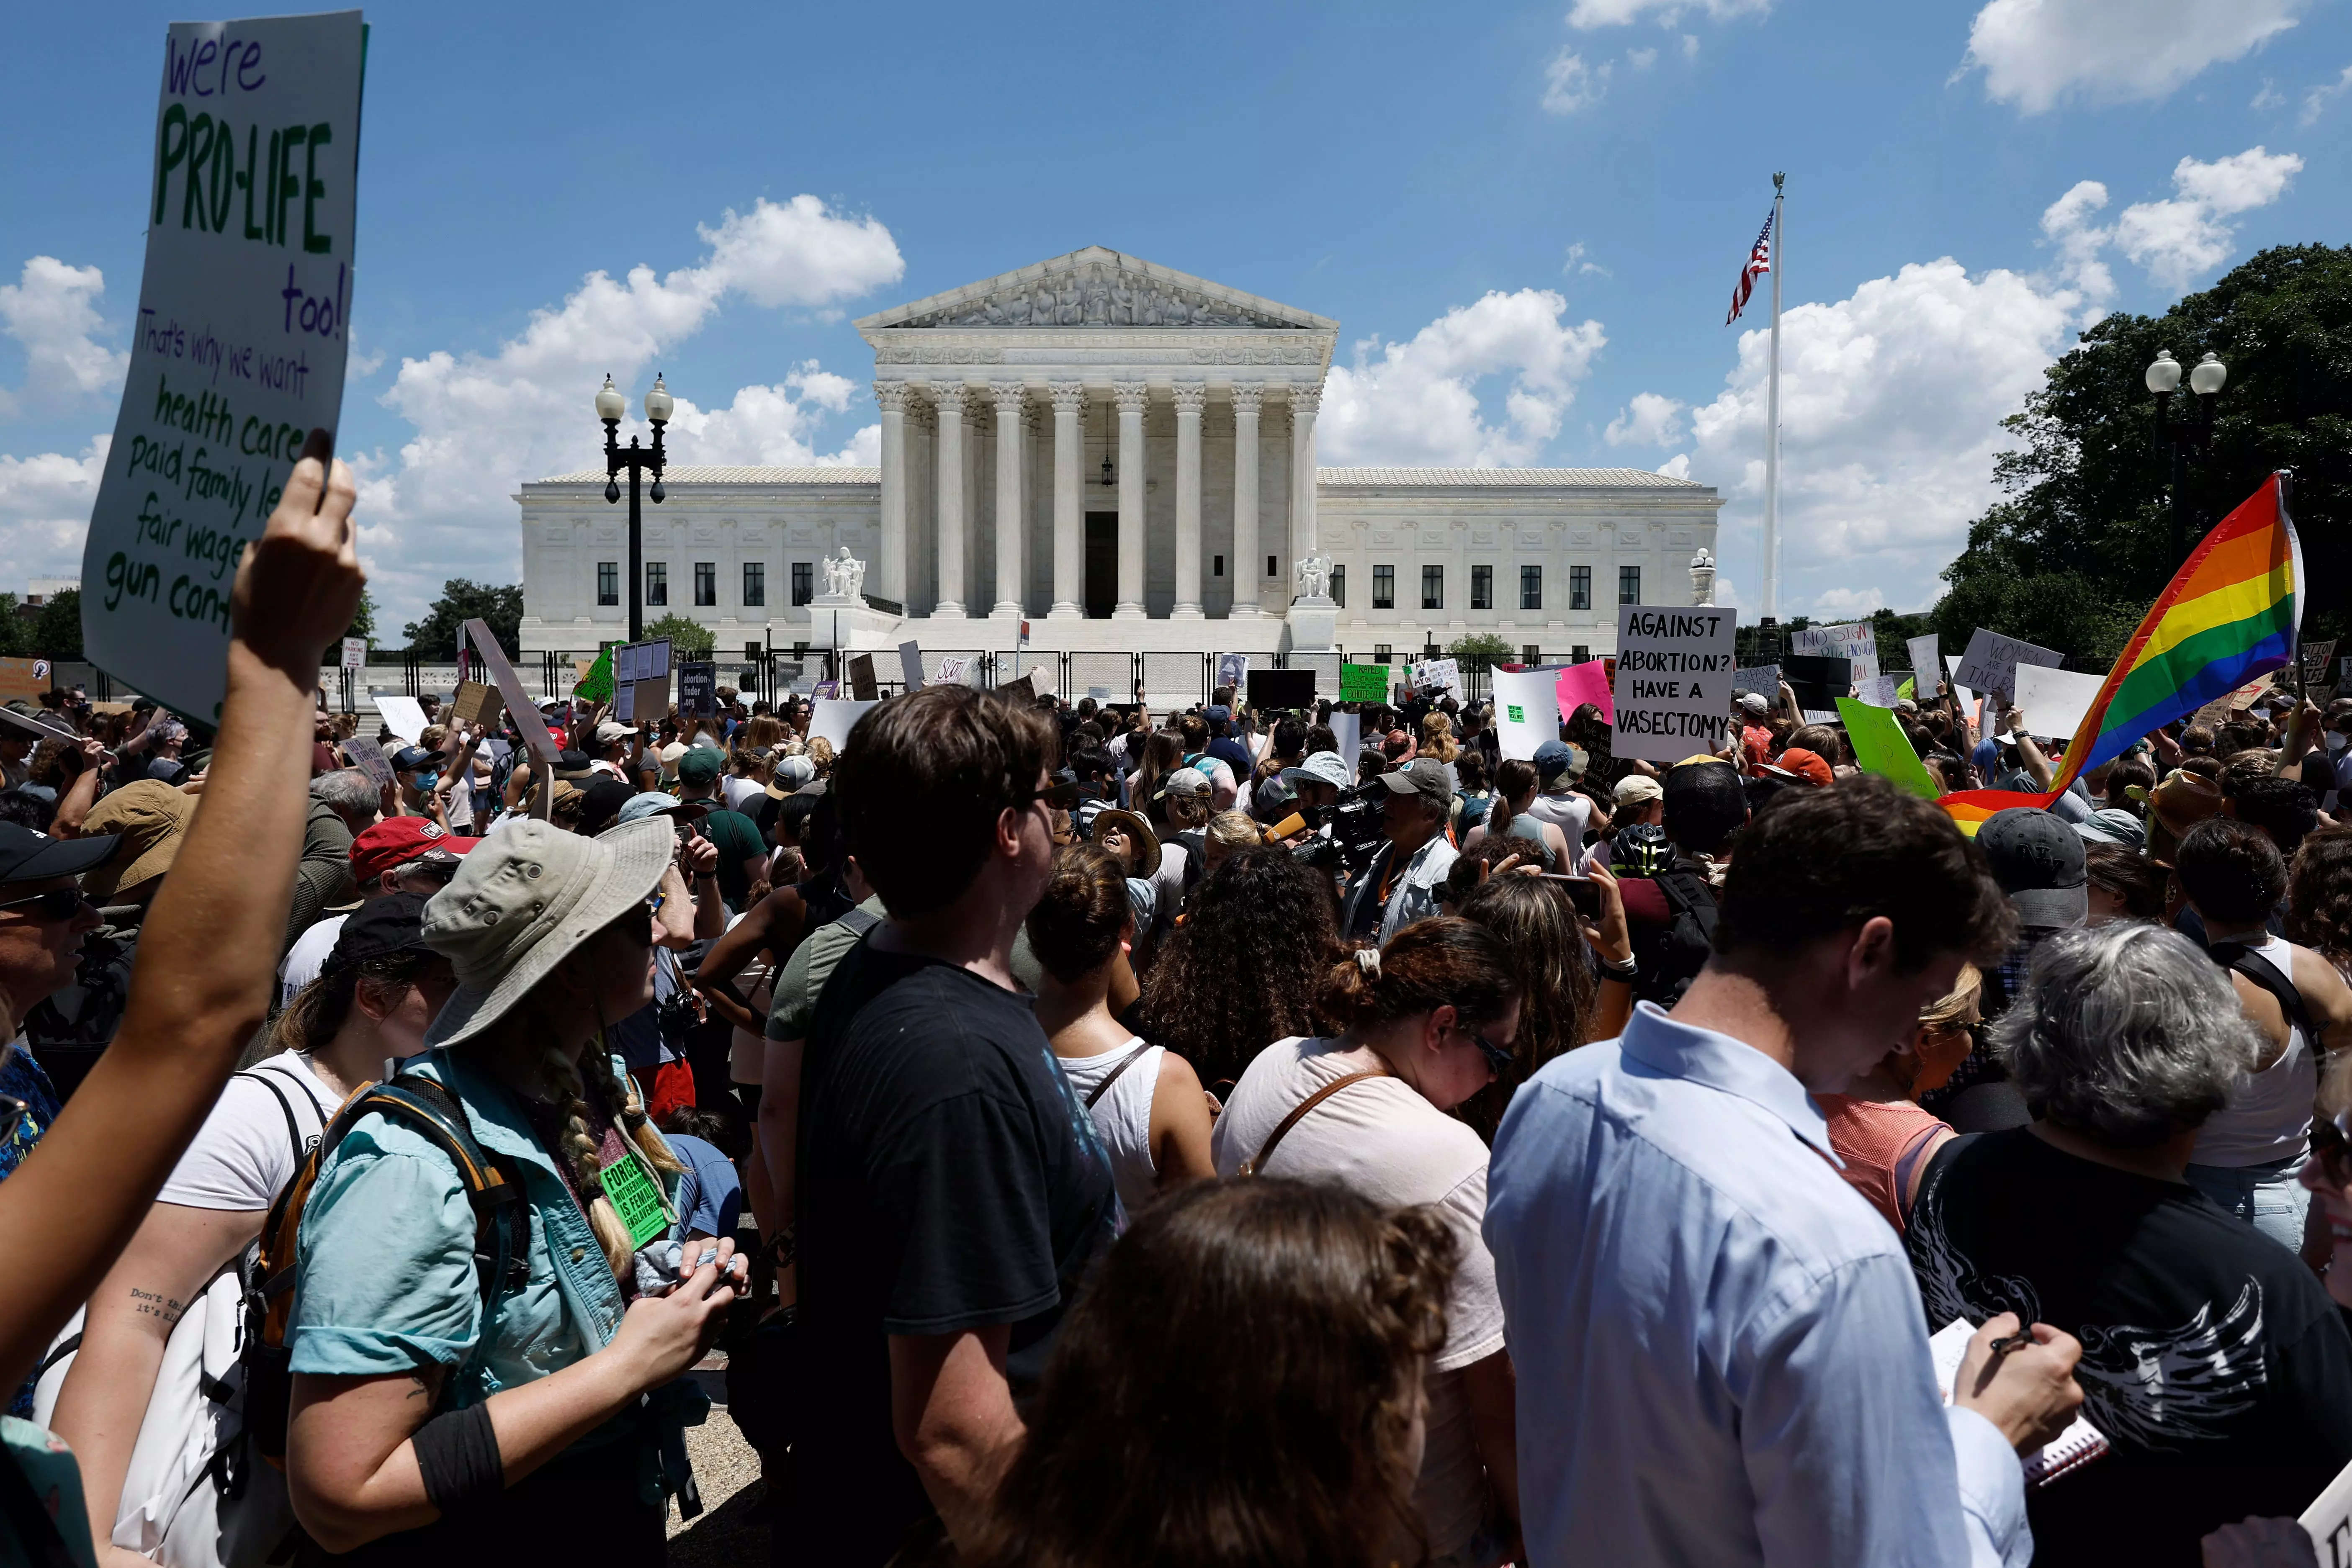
[1,449,2350,1565]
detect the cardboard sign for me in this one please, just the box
[1906,634,1940,687]
[1493,668,1562,761]
[450,679,502,732]
[1339,662,1390,703]
[0,658,49,705]
[461,619,561,763]
[0,705,78,743]
[1791,622,1879,682]
[371,693,427,745]
[810,698,876,751]
[1836,698,1939,799]
[78,13,366,723]
[2011,663,2108,742]
[1954,628,2064,699]
[1409,657,1463,705]
[677,662,718,717]
[897,640,925,692]
[340,636,366,671]
[847,654,878,702]
[1611,606,1737,763]
[1215,652,1249,692]
[1732,665,1781,697]
[1555,659,1614,725]
[340,733,394,788]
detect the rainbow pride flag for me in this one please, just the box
[1934,472,2303,833]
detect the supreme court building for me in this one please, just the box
[517,247,1723,681]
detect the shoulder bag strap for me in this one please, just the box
[237,1066,312,1177]
[1082,1042,1153,1110]
[2211,943,2320,1045]
[1238,1069,1386,1177]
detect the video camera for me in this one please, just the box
[1283,781,1386,878]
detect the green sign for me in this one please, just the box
[572,641,619,703]
[600,1144,674,1250]
[1339,662,1390,703]
[1836,697,1940,800]
[1507,704,1526,723]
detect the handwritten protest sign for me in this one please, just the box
[1954,628,2063,699]
[2301,1452,2352,1563]
[1792,622,1879,682]
[373,694,426,745]
[340,733,393,789]
[1493,668,1560,761]
[1611,606,1736,763]
[2012,663,2108,741]
[847,654,878,702]
[1853,675,1902,709]
[935,655,973,686]
[1732,665,1781,697]
[1410,658,1463,705]
[450,679,502,732]
[79,13,366,722]
[1339,662,1390,703]
[2298,638,2337,690]
[1836,699,1938,799]
[1906,635,1939,686]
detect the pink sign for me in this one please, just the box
[1556,660,1614,725]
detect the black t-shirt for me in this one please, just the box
[790,937,1118,1565]
[1907,1128,2352,1564]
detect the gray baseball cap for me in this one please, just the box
[1377,758,1453,808]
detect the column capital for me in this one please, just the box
[1170,380,1208,416]
[928,381,969,418]
[1112,380,1150,416]
[988,380,1027,419]
[874,380,911,414]
[1228,381,1265,416]
[1289,381,1323,416]
[1048,379,1087,415]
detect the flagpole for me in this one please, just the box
[1763,171,1785,623]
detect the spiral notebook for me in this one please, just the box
[1928,1318,2110,1488]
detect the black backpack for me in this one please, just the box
[2208,942,2318,1045]
[1633,865,1718,1007]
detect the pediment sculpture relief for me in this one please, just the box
[894,262,1302,330]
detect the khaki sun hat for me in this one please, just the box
[420,816,675,1049]
[1090,808,1162,879]
[80,780,195,899]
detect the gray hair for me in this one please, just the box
[309,767,380,819]
[1993,920,2260,1147]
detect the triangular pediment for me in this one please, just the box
[854,247,1334,332]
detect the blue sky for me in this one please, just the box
[3,0,2346,633]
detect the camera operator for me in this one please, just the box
[1275,750,1352,833]
[1339,758,1460,945]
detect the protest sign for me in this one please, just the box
[450,679,502,732]
[0,705,77,743]
[897,640,925,692]
[1555,659,1614,725]
[340,637,366,671]
[935,655,973,686]
[1246,669,1315,710]
[340,733,393,789]
[1792,622,1879,681]
[372,694,426,745]
[461,618,560,763]
[2300,1451,2352,1561]
[79,13,366,723]
[1339,662,1390,703]
[1853,675,1902,709]
[1611,606,1736,763]
[1732,665,1781,697]
[677,662,718,717]
[2011,663,2107,741]
[1836,699,1939,799]
[0,659,49,704]
[1780,655,1853,719]
[811,699,876,752]
[812,679,840,700]
[1329,711,1361,768]
[1954,628,2063,699]
[1216,652,1248,692]
[2297,637,2337,691]
[572,649,610,702]
[1493,668,1562,761]
[1906,635,1940,688]
[847,654,878,702]
[1410,658,1463,705]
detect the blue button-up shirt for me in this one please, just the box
[1484,1003,2028,1568]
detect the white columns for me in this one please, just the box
[1289,382,1321,572]
[1113,381,1147,619]
[1048,381,1083,619]
[1171,381,1205,619]
[990,381,1025,618]
[875,381,908,603]
[1229,382,1262,617]
[932,383,967,617]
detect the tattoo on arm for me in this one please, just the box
[126,1286,186,1326]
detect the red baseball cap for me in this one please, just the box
[1765,748,1834,787]
[350,817,481,884]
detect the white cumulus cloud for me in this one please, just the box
[0,436,109,582]
[1961,0,2307,114]
[0,257,128,414]
[1541,49,1610,113]
[1567,0,1768,27]
[1321,289,1606,468]
[2301,64,2352,123]
[354,195,901,627]
[2037,148,2300,295]
[1605,392,1688,447]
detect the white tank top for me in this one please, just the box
[2193,935,2317,1168]
[1056,1038,1163,1216]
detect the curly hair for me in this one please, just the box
[1453,877,1597,1142]
[1137,847,1343,1090]
[2289,826,2352,971]
[958,1179,1457,1568]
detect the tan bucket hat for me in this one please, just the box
[81,781,195,899]
[420,817,674,1049]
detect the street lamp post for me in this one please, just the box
[2145,349,2227,567]
[600,372,674,642]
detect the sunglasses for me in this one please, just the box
[1456,1022,1515,1077]
[0,888,89,922]
[2311,1111,2352,1185]
[1029,779,1083,811]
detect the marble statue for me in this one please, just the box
[1294,552,1333,601]
[821,546,866,601]
[1109,278,1134,324]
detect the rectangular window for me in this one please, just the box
[694,562,717,607]
[1523,644,1542,664]
[1572,643,1590,663]
[1372,565,1395,609]
[1267,554,1278,578]
[1619,565,1641,605]
[1421,565,1443,610]
[645,562,668,606]
[1373,644,1392,664]
[1521,565,1543,611]
[1471,564,1493,610]
[1330,565,1345,608]
[791,561,813,606]
[1570,565,1591,610]
[1213,553,1224,577]
[597,561,618,606]
[742,562,766,607]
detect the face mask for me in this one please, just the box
[412,770,439,791]
[2329,732,2348,752]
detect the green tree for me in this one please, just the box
[644,613,715,658]
[0,596,26,658]
[402,579,523,659]
[1934,243,2352,668]
[342,586,377,647]
[33,591,82,659]
[1446,631,1516,673]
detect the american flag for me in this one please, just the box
[1726,208,1774,325]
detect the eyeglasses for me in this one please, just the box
[1456,1023,1515,1077]
[2312,1111,2352,1185]
[1028,779,1083,812]
[0,888,89,922]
